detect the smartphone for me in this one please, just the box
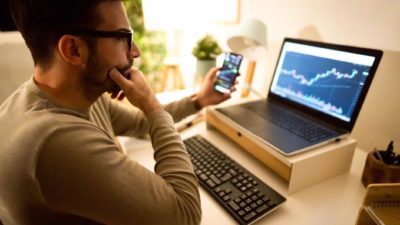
[214,52,243,94]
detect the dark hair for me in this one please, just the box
[10,0,111,68]
[0,0,17,31]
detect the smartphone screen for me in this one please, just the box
[214,52,243,94]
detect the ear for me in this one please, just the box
[58,35,88,66]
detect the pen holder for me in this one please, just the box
[361,151,400,187]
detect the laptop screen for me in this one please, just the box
[269,38,382,130]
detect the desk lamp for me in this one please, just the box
[227,18,267,97]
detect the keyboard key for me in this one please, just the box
[223,195,231,202]
[256,204,269,213]
[206,179,216,188]
[199,174,208,181]
[209,174,221,185]
[220,173,233,182]
[228,201,240,211]
[243,212,257,221]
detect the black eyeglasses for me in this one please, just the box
[69,30,134,50]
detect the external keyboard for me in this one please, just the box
[184,135,286,225]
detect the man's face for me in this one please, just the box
[80,1,139,98]
[81,45,131,96]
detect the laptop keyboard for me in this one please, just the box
[184,135,286,225]
[244,102,334,142]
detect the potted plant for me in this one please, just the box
[192,34,223,79]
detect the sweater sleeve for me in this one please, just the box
[35,111,201,225]
[108,96,199,137]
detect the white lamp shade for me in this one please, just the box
[227,18,267,60]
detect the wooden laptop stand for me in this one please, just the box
[206,103,357,194]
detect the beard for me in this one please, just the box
[80,50,133,101]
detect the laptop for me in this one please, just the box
[217,37,383,156]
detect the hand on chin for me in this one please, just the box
[107,67,131,101]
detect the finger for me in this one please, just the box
[222,92,231,99]
[110,91,118,99]
[109,68,131,90]
[117,92,126,101]
[205,67,220,81]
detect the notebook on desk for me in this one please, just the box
[217,38,383,156]
[357,183,400,225]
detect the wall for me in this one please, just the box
[237,0,400,152]
[0,32,33,103]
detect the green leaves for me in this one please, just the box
[192,34,222,60]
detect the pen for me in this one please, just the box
[383,140,395,164]
[373,148,384,162]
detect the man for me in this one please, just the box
[0,1,236,225]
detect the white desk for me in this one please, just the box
[119,122,368,225]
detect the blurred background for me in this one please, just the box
[1,0,399,153]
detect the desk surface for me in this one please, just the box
[119,122,368,225]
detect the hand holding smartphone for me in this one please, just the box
[214,52,243,94]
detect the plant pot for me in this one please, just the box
[195,59,216,78]
[361,151,400,187]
